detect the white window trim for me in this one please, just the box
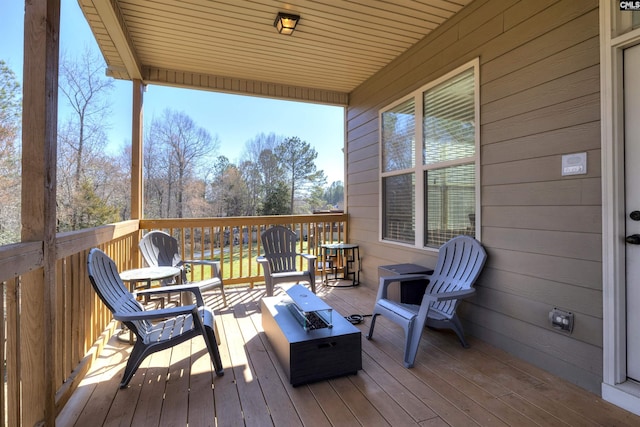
[378,58,481,250]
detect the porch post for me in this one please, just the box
[21,0,60,425]
[132,79,144,267]
[132,79,144,221]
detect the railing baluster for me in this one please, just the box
[6,276,20,427]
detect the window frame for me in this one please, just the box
[378,58,481,250]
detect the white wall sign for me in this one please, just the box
[562,152,587,176]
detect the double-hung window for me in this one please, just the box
[380,59,479,249]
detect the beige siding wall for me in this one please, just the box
[346,0,602,393]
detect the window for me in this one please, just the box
[381,98,416,244]
[380,60,479,249]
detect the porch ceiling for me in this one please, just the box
[77,0,471,105]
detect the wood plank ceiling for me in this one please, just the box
[77,0,471,105]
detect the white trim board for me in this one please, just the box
[599,0,640,416]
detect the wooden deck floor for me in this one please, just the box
[57,282,640,427]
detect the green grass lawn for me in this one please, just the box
[185,241,316,282]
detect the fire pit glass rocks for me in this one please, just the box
[283,286,333,331]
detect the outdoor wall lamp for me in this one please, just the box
[274,12,299,35]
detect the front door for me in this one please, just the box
[624,43,640,382]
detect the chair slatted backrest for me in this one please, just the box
[426,235,487,317]
[139,231,187,282]
[261,226,298,273]
[87,248,153,338]
[139,231,182,269]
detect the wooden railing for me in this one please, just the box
[0,220,141,426]
[0,213,347,425]
[139,213,348,286]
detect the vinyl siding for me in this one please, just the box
[346,0,603,393]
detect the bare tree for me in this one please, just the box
[183,178,209,218]
[59,48,114,185]
[57,47,115,229]
[240,132,282,215]
[243,132,280,161]
[111,144,132,219]
[143,131,171,218]
[0,60,21,243]
[145,109,219,218]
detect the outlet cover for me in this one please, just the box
[549,307,574,333]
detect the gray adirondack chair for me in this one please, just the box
[367,235,487,368]
[257,225,316,296]
[139,230,227,306]
[87,248,224,388]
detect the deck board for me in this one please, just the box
[130,348,169,426]
[219,304,271,426]
[359,351,437,423]
[101,346,145,427]
[159,340,191,426]
[186,338,215,427]
[325,288,484,425]
[57,283,640,427]
[235,302,301,427]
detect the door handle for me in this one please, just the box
[631,211,640,221]
[626,234,640,245]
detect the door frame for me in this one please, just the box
[600,1,640,415]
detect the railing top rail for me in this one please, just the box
[0,241,43,282]
[0,215,348,282]
[56,220,140,259]
[140,213,347,229]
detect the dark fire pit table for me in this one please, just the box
[261,284,362,386]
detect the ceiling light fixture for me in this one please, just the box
[274,12,300,35]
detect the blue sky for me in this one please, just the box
[1,0,345,184]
